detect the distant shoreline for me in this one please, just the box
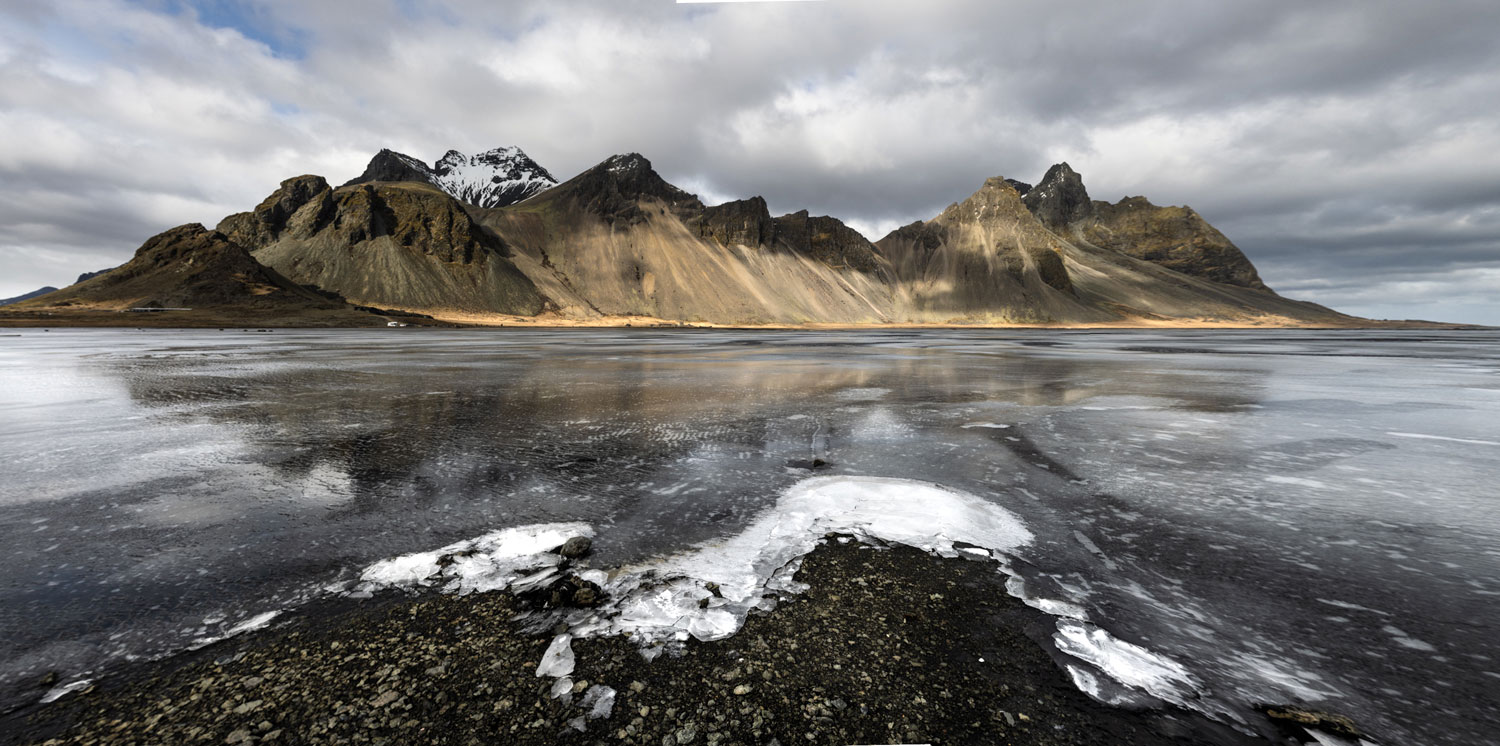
[0,310,1483,331]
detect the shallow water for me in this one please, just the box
[1,328,1497,744]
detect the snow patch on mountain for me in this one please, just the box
[432,147,558,208]
[350,146,558,208]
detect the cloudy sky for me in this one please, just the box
[2,0,1497,322]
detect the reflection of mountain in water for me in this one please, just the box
[112,336,1268,536]
[7,331,1498,746]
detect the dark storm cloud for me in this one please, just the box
[1,0,1497,322]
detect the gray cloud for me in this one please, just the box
[1,0,1496,323]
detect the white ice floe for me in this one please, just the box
[581,684,616,719]
[961,422,1011,429]
[1064,665,1145,707]
[226,610,281,637]
[1004,576,1088,620]
[187,610,283,650]
[1053,619,1203,708]
[358,522,594,595]
[601,476,1033,645]
[1307,730,1382,746]
[39,678,92,704]
[537,634,576,678]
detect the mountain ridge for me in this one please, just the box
[1020,163,1268,291]
[2,147,1426,328]
[0,287,59,306]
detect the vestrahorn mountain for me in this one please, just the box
[3,145,1367,327]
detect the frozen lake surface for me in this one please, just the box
[1,328,1497,744]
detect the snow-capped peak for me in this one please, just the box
[347,146,558,208]
[604,153,650,174]
[431,147,558,208]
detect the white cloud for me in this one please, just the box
[0,0,1496,323]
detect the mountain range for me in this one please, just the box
[1,145,1388,327]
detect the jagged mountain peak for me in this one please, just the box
[936,176,1036,226]
[1022,162,1095,230]
[600,152,653,174]
[471,145,527,163]
[431,146,557,208]
[344,145,558,208]
[342,149,432,188]
[558,153,703,220]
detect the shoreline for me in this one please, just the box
[1,540,1301,746]
[0,310,1484,332]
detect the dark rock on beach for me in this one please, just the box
[559,536,593,559]
[1257,704,1364,740]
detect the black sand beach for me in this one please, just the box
[2,540,1277,746]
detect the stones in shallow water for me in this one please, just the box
[519,573,605,609]
[559,536,593,559]
[785,458,829,470]
[1258,704,1364,739]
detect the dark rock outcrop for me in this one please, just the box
[236,178,546,316]
[695,197,777,248]
[12,224,345,311]
[691,198,887,274]
[558,536,592,559]
[340,149,434,188]
[1017,164,1270,291]
[1083,196,1269,290]
[772,210,888,274]
[222,176,499,265]
[877,177,1086,322]
[218,175,336,251]
[73,268,113,285]
[564,153,705,223]
[1257,704,1363,739]
[1021,163,1095,231]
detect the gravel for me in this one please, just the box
[3,539,1271,746]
